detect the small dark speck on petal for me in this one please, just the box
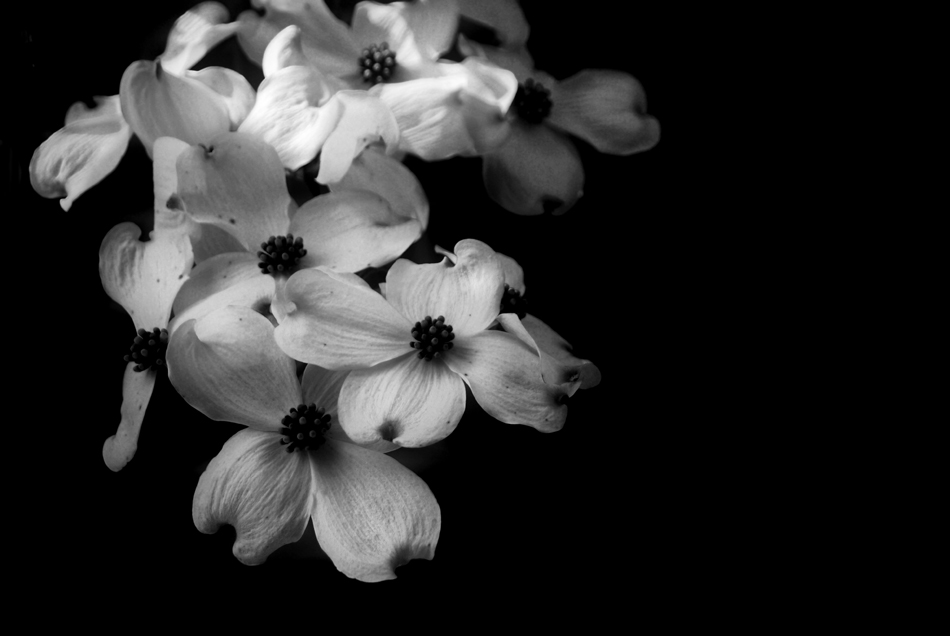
[229,218,236,225]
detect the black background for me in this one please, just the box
[11,0,706,619]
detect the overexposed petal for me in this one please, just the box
[311,439,440,581]
[186,66,257,129]
[445,330,569,432]
[290,190,422,272]
[30,95,131,211]
[194,428,314,565]
[338,354,465,448]
[102,364,157,472]
[176,132,295,249]
[167,305,300,430]
[385,239,504,337]
[314,90,400,184]
[549,69,660,155]
[331,148,429,229]
[161,1,241,75]
[274,268,411,369]
[119,60,231,156]
[99,222,193,331]
[482,122,584,215]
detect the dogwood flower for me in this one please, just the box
[272,239,571,448]
[168,304,439,580]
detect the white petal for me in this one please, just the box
[518,314,601,390]
[401,0,460,60]
[161,2,241,75]
[444,330,569,432]
[102,364,157,472]
[290,190,422,272]
[274,268,411,369]
[186,66,257,129]
[311,440,440,581]
[495,252,525,295]
[99,222,193,331]
[30,95,131,211]
[167,305,300,430]
[315,91,400,184]
[194,428,314,565]
[338,353,465,448]
[331,148,429,229]
[385,239,504,337]
[261,25,310,77]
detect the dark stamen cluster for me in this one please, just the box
[514,78,552,124]
[258,234,307,275]
[360,42,396,84]
[279,403,332,453]
[500,284,528,319]
[124,327,169,372]
[410,315,455,361]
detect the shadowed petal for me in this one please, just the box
[482,121,584,215]
[161,1,241,75]
[167,306,300,430]
[496,252,525,295]
[385,239,504,337]
[314,91,400,184]
[274,268,411,369]
[30,95,132,211]
[102,364,157,472]
[311,440,441,581]
[402,0,459,60]
[291,190,422,272]
[331,148,429,229]
[549,70,660,155]
[444,329,569,432]
[458,0,528,47]
[186,67,257,129]
[338,354,465,448]
[194,428,314,565]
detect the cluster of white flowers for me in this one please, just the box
[30,0,657,582]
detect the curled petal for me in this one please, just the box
[238,65,339,171]
[290,190,422,272]
[311,440,441,582]
[495,252,524,295]
[444,330,569,432]
[457,0,528,47]
[549,70,660,155]
[99,222,193,331]
[186,67,257,129]
[119,60,231,156]
[315,91,400,184]
[262,25,310,76]
[519,314,601,390]
[102,364,157,472]
[482,122,584,215]
[338,354,465,448]
[194,428,314,565]
[176,132,295,250]
[167,305,300,430]
[161,2,240,75]
[331,148,429,229]
[274,268,411,369]
[30,95,131,211]
[385,239,504,338]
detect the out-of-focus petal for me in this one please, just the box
[495,252,524,295]
[119,60,231,157]
[167,305,300,430]
[518,313,601,390]
[30,95,131,211]
[314,91,400,184]
[482,122,583,215]
[331,148,429,229]
[549,69,660,155]
[338,354,465,448]
[457,0,528,47]
[194,428,314,565]
[176,132,295,250]
[385,239,504,337]
[186,67,257,129]
[161,2,241,75]
[457,35,536,83]
[102,364,157,472]
[290,190,422,272]
[444,329,569,432]
[169,253,275,334]
[238,65,338,170]
[401,0,459,59]
[311,439,440,582]
[99,222,193,331]
[275,268,411,369]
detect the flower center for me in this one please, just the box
[500,284,527,319]
[124,327,169,372]
[359,42,396,84]
[279,403,332,453]
[514,78,552,124]
[258,234,307,276]
[410,315,455,361]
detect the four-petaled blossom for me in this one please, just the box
[272,239,570,448]
[168,304,439,579]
